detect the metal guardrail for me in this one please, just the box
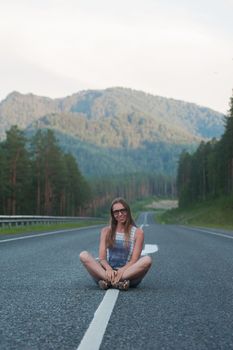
[0,215,100,227]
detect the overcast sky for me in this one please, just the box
[0,0,232,113]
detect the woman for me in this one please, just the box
[80,197,152,291]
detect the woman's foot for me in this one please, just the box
[115,280,130,291]
[98,280,110,290]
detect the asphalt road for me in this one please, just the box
[1,213,233,349]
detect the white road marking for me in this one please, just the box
[143,212,148,226]
[188,227,233,240]
[77,289,119,350]
[141,224,149,228]
[141,244,159,255]
[0,227,87,243]
[140,212,149,229]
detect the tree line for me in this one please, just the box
[0,126,91,215]
[177,94,233,208]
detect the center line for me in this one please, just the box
[77,289,119,350]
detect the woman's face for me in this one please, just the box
[112,202,128,223]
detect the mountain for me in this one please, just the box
[0,87,225,177]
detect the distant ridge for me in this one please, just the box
[0,87,225,177]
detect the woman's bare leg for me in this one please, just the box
[79,251,106,281]
[121,255,152,282]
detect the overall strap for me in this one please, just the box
[128,226,137,260]
[130,225,137,238]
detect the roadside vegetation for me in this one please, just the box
[157,195,233,230]
[0,220,106,235]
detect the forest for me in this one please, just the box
[0,127,91,216]
[0,126,176,216]
[177,94,233,208]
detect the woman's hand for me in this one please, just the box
[105,268,117,283]
[112,268,125,285]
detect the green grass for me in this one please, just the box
[0,220,106,235]
[157,195,233,230]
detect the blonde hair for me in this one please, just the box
[106,197,136,248]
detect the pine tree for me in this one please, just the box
[0,144,7,213]
[177,151,193,207]
[2,126,30,214]
[31,129,64,215]
[217,93,233,195]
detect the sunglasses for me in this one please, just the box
[112,208,127,216]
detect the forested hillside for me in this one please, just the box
[177,94,233,208]
[0,87,224,143]
[0,87,224,178]
[43,130,197,177]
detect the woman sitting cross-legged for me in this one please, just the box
[79,197,152,291]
